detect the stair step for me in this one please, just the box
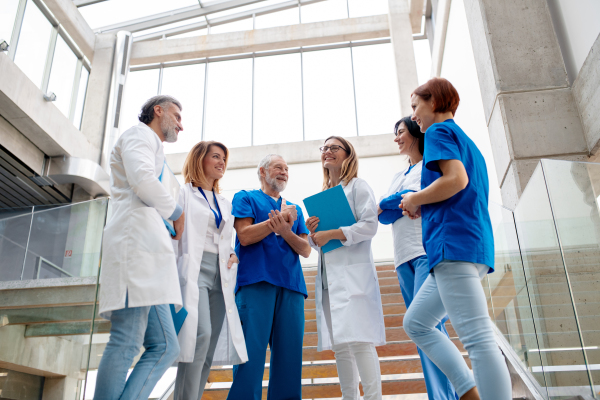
[264,340,465,362]
[306,285,401,299]
[202,378,427,399]
[304,303,406,320]
[305,293,402,309]
[207,356,472,383]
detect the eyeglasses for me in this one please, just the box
[319,145,347,154]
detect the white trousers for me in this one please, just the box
[323,289,382,400]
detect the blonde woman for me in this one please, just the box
[173,141,248,400]
[305,136,385,400]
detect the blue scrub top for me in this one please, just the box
[232,189,310,297]
[421,119,494,272]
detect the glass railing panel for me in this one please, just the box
[513,164,593,399]
[542,159,600,394]
[489,201,546,394]
[0,199,109,400]
[0,207,33,281]
[20,199,108,280]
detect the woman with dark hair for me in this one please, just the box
[378,116,458,400]
[400,78,511,400]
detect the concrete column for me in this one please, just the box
[463,0,588,208]
[80,34,116,165]
[388,0,419,116]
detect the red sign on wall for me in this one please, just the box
[65,250,72,258]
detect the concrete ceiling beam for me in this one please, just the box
[42,0,95,61]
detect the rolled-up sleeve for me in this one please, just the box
[340,180,378,247]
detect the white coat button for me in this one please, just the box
[228,309,232,313]
[221,258,225,263]
[221,235,224,239]
[224,283,229,288]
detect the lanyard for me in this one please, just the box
[199,187,222,228]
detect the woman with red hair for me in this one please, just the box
[400,78,511,400]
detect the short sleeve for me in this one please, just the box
[424,124,462,173]
[295,206,310,236]
[232,191,255,220]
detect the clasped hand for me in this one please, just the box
[267,209,294,235]
[400,192,421,220]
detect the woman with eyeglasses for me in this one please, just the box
[305,136,385,400]
[379,116,458,400]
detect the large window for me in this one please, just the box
[47,35,79,117]
[5,0,91,128]
[302,47,357,140]
[162,64,206,154]
[120,69,160,132]
[253,53,303,145]
[13,0,53,88]
[204,58,253,147]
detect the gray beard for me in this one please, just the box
[265,174,287,193]
[161,118,178,143]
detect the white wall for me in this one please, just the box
[547,0,600,84]
[439,0,502,204]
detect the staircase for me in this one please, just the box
[192,262,467,399]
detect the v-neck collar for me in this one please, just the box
[260,189,282,209]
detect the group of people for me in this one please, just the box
[93,77,512,400]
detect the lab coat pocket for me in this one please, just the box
[129,207,172,254]
[344,263,376,297]
[177,254,190,286]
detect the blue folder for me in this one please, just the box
[170,304,188,335]
[303,185,356,253]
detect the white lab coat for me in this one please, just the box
[173,183,248,365]
[309,178,386,351]
[99,122,182,319]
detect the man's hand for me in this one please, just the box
[280,198,297,223]
[227,253,238,269]
[306,216,319,234]
[173,211,185,240]
[267,210,294,235]
[400,193,420,220]
[310,230,332,247]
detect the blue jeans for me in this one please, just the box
[227,281,305,400]
[396,255,457,400]
[94,302,180,400]
[403,260,512,399]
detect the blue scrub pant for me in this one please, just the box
[227,281,305,400]
[397,255,458,400]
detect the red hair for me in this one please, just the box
[412,77,460,115]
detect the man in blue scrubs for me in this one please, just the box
[227,154,311,400]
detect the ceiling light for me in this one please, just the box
[0,39,8,52]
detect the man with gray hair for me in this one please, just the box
[95,95,185,400]
[227,154,311,400]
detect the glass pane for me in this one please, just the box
[0,208,33,281]
[161,63,206,155]
[301,0,348,23]
[255,7,300,29]
[489,202,546,392]
[352,43,399,136]
[413,39,432,86]
[347,0,388,18]
[302,47,356,141]
[74,66,90,130]
[542,159,600,392]
[0,0,20,48]
[513,164,592,397]
[204,58,253,148]
[47,35,79,117]
[78,0,198,30]
[120,68,160,133]
[253,53,303,145]
[21,199,108,280]
[13,0,52,88]
[209,18,254,34]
